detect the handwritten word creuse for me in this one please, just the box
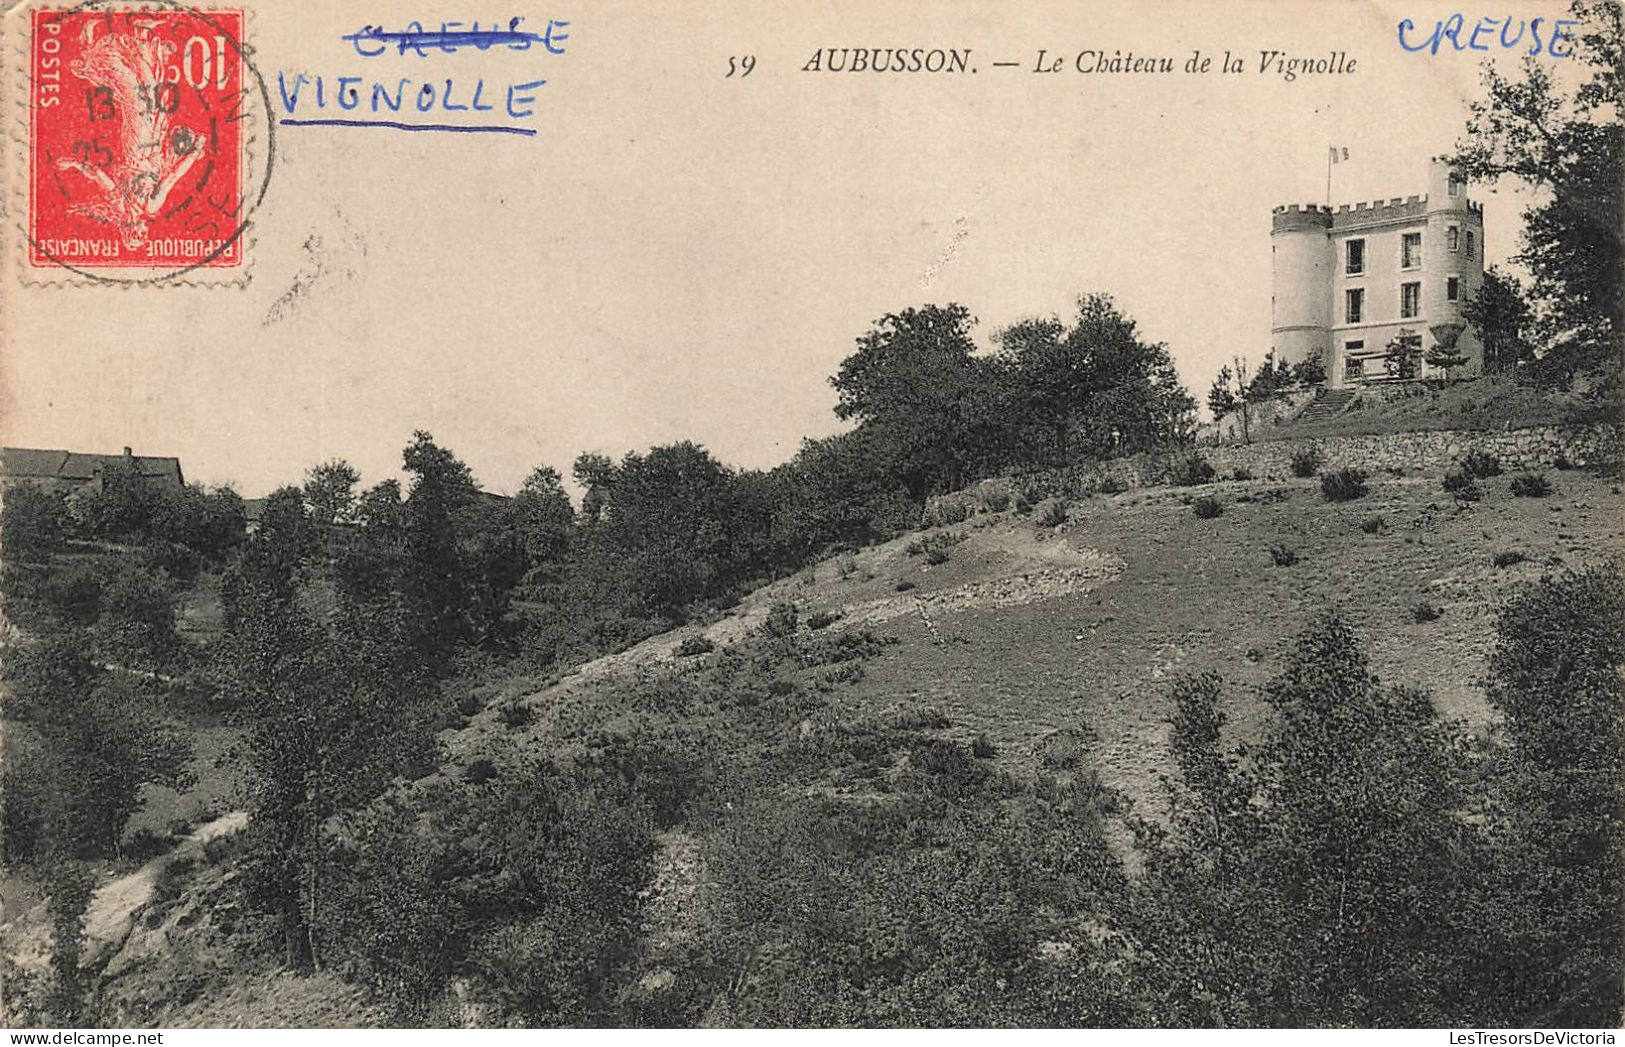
[343,17,570,58]
[1397,14,1578,56]
[276,15,566,137]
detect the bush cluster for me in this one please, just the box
[1509,473,1553,498]
[1166,453,1216,487]
[1320,467,1369,502]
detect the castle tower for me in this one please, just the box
[1270,205,1334,372]
[1421,157,1485,374]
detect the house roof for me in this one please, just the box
[0,446,185,486]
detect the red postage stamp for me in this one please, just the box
[28,5,249,276]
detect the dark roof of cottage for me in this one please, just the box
[0,447,185,486]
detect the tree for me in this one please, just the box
[72,457,161,541]
[2,637,189,1016]
[303,459,361,527]
[1425,340,1471,381]
[400,432,480,669]
[1,483,70,562]
[572,453,616,526]
[1207,356,1254,442]
[1464,267,1535,373]
[831,304,986,499]
[1245,352,1297,404]
[1383,329,1424,380]
[4,637,190,860]
[1472,569,1624,1026]
[1292,354,1328,388]
[514,466,574,567]
[1450,1,1623,360]
[1129,614,1483,1025]
[96,557,183,672]
[222,570,438,973]
[590,442,740,617]
[996,294,1196,466]
[767,429,919,563]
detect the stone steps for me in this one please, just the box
[1296,388,1358,423]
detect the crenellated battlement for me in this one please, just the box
[1274,193,1483,233]
[1272,204,1334,233]
[1329,195,1428,229]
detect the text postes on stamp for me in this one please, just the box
[27,4,264,281]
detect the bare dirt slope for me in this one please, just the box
[455,467,1623,814]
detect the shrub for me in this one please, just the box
[1412,601,1443,623]
[1037,499,1071,528]
[121,826,178,864]
[1289,447,1322,478]
[979,488,1012,513]
[906,532,965,560]
[675,634,715,658]
[1320,468,1368,502]
[759,601,799,639]
[1192,495,1224,519]
[463,758,498,784]
[1269,544,1299,567]
[455,690,486,717]
[1554,454,1574,471]
[806,609,843,630]
[895,580,916,592]
[1509,473,1552,498]
[1361,515,1386,534]
[1231,467,1254,482]
[1493,550,1529,569]
[498,703,536,730]
[1168,453,1216,487]
[1460,451,1503,479]
[1444,470,1484,502]
[1013,498,1033,515]
[1099,474,1129,495]
[923,500,971,528]
[971,733,997,759]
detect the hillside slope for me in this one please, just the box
[82,461,1625,1025]
[453,465,1621,809]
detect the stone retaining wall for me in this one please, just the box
[924,423,1623,525]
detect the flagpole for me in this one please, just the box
[1326,146,1333,207]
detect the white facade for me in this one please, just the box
[1271,159,1486,388]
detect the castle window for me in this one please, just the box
[1447,276,1460,302]
[1345,351,1365,382]
[1346,288,1364,324]
[1345,239,1365,275]
[1401,281,1421,318]
[1449,174,1464,197]
[1466,230,1476,258]
[1401,232,1422,270]
[1447,225,1460,252]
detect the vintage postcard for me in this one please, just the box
[1,0,1620,1035]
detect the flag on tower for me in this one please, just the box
[1329,146,1350,163]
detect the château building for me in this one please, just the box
[1271,158,1485,388]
